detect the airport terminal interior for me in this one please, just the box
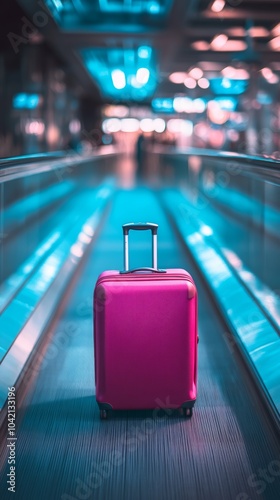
[0,1,280,499]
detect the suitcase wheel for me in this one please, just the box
[185,408,193,417]
[180,407,193,418]
[100,409,108,420]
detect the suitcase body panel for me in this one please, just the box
[94,268,198,410]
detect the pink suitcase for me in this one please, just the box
[94,223,198,419]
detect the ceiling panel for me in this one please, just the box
[44,0,173,31]
[16,0,280,103]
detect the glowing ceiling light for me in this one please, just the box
[152,98,174,112]
[184,77,197,89]
[173,97,188,113]
[136,68,150,85]
[81,47,157,101]
[167,119,193,136]
[102,118,121,133]
[211,0,225,13]
[140,118,154,132]
[267,74,279,84]
[218,40,247,51]
[169,72,187,84]
[13,93,40,109]
[221,78,231,88]
[191,41,210,51]
[69,119,81,134]
[215,97,237,111]
[120,118,140,132]
[261,68,279,84]
[167,119,181,133]
[193,98,206,113]
[211,34,228,50]
[46,123,59,145]
[207,100,229,125]
[25,120,45,135]
[188,67,203,80]
[130,76,142,88]
[226,27,245,37]
[138,46,152,59]
[111,69,126,89]
[200,224,213,236]
[272,23,280,37]
[153,118,165,133]
[148,2,160,14]
[248,27,269,38]
[181,120,193,136]
[269,36,280,51]
[261,67,273,79]
[222,66,236,78]
[103,105,129,117]
[52,0,63,10]
[185,99,194,113]
[173,97,193,113]
[222,67,250,79]
[198,77,210,89]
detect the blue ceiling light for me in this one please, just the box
[214,97,237,111]
[13,94,40,109]
[210,77,248,95]
[138,46,152,59]
[151,98,174,113]
[51,0,63,10]
[80,47,157,101]
[111,69,126,90]
[44,0,63,21]
[43,0,173,30]
[98,0,164,14]
[136,68,150,85]
[147,2,161,14]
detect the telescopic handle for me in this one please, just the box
[122,222,158,235]
[122,222,158,271]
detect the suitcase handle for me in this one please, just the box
[120,267,166,274]
[122,222,158,271]
[122,223,158,235]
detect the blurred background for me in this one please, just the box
[1,0,280,157]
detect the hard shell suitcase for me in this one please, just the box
[94,222,198,419]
